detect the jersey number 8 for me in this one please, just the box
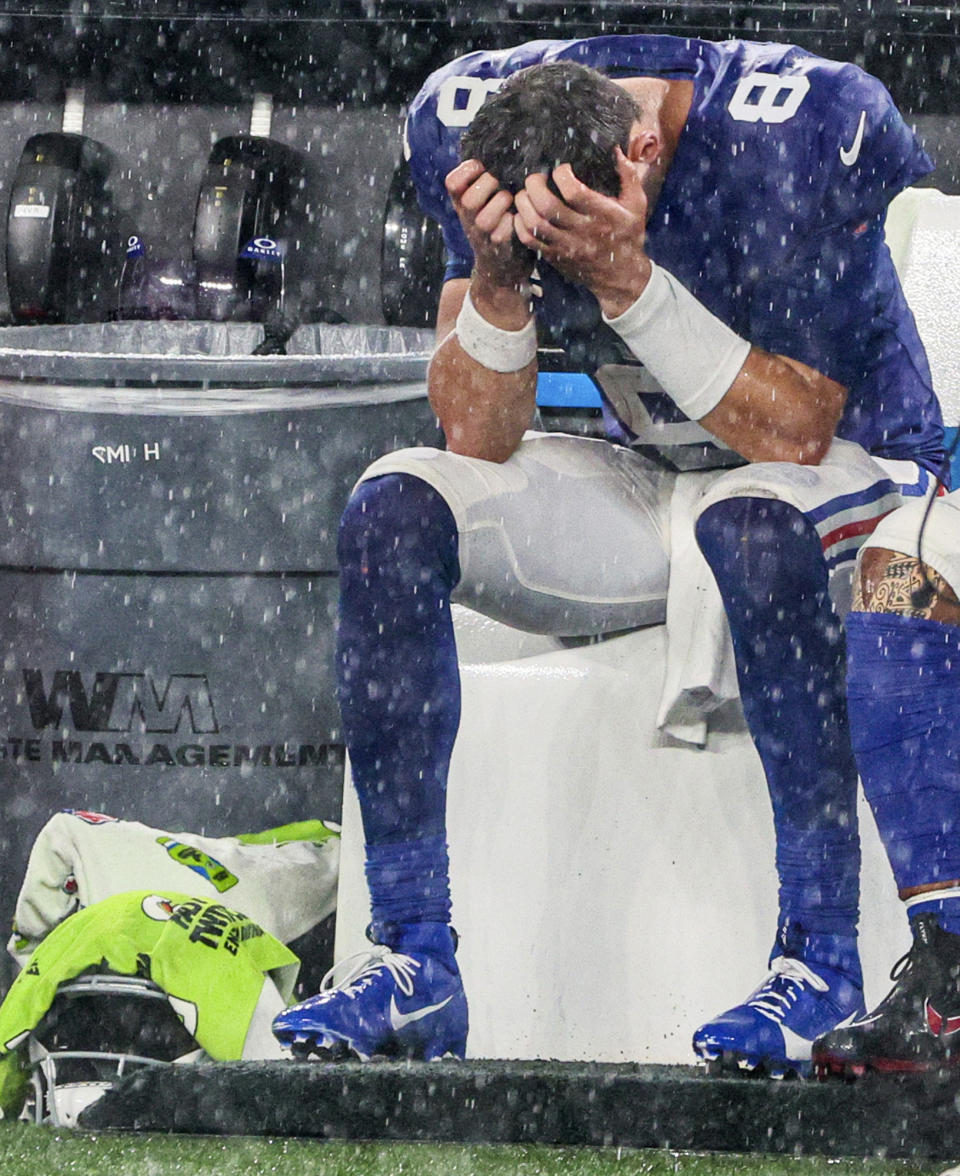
[728,73,810,124]
[436,75,505,128]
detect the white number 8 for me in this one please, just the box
[436,75,505,129]
[728,73,810,124]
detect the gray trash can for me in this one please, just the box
[0,320,441,991]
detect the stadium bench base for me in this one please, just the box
[80,1058,960,1158]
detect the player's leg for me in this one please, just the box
[275,470,467,1060]
[273,433,672,1059]
[689,440,910,1076]
[813,491,960,1077]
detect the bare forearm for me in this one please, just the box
[428,333,537,462]
[429,275,538,463]
[699,350,847,466]
[597,266,846,465]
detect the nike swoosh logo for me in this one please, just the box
[781,1010,861,1059]
[840,110,867,167]
[389,993,453,1031]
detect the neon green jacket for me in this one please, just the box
[0,889,299,1117]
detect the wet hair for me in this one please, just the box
[459,60,644,197]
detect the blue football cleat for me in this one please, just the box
[273,922,468,1061]
[692,955,865,1078]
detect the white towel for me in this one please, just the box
[656,470,740,747]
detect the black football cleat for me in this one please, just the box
[812,913,960,1079]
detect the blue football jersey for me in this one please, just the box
[405,34,944,474]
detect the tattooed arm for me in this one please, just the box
[854,547,960,625]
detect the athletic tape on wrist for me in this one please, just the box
[602,262,751,420]
[454,289,537,373]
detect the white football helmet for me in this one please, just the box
[25,972,201,1127]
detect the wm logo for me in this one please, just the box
[22,671,219,734]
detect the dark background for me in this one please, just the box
[0,2,957,114]
[0,1,958,322]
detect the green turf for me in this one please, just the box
[0,1124,951,1176]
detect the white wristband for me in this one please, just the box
[602,263,751,420]
[454,290,537,373]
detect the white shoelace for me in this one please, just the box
[318,946,421,1001]
[746,956,829,1024]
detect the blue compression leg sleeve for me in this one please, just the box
[847,611,960,935]
[696,497,861,982]
[337,473,461,932]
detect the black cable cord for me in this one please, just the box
[910,427,960,611]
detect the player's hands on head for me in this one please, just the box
[446,159,535,291]
[514,150,654,318]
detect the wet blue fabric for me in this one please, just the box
[774,921,862,987]
[337,473,461,926]
[695,496,861,978]
[847,611,960,934]
[364,835,453,930]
